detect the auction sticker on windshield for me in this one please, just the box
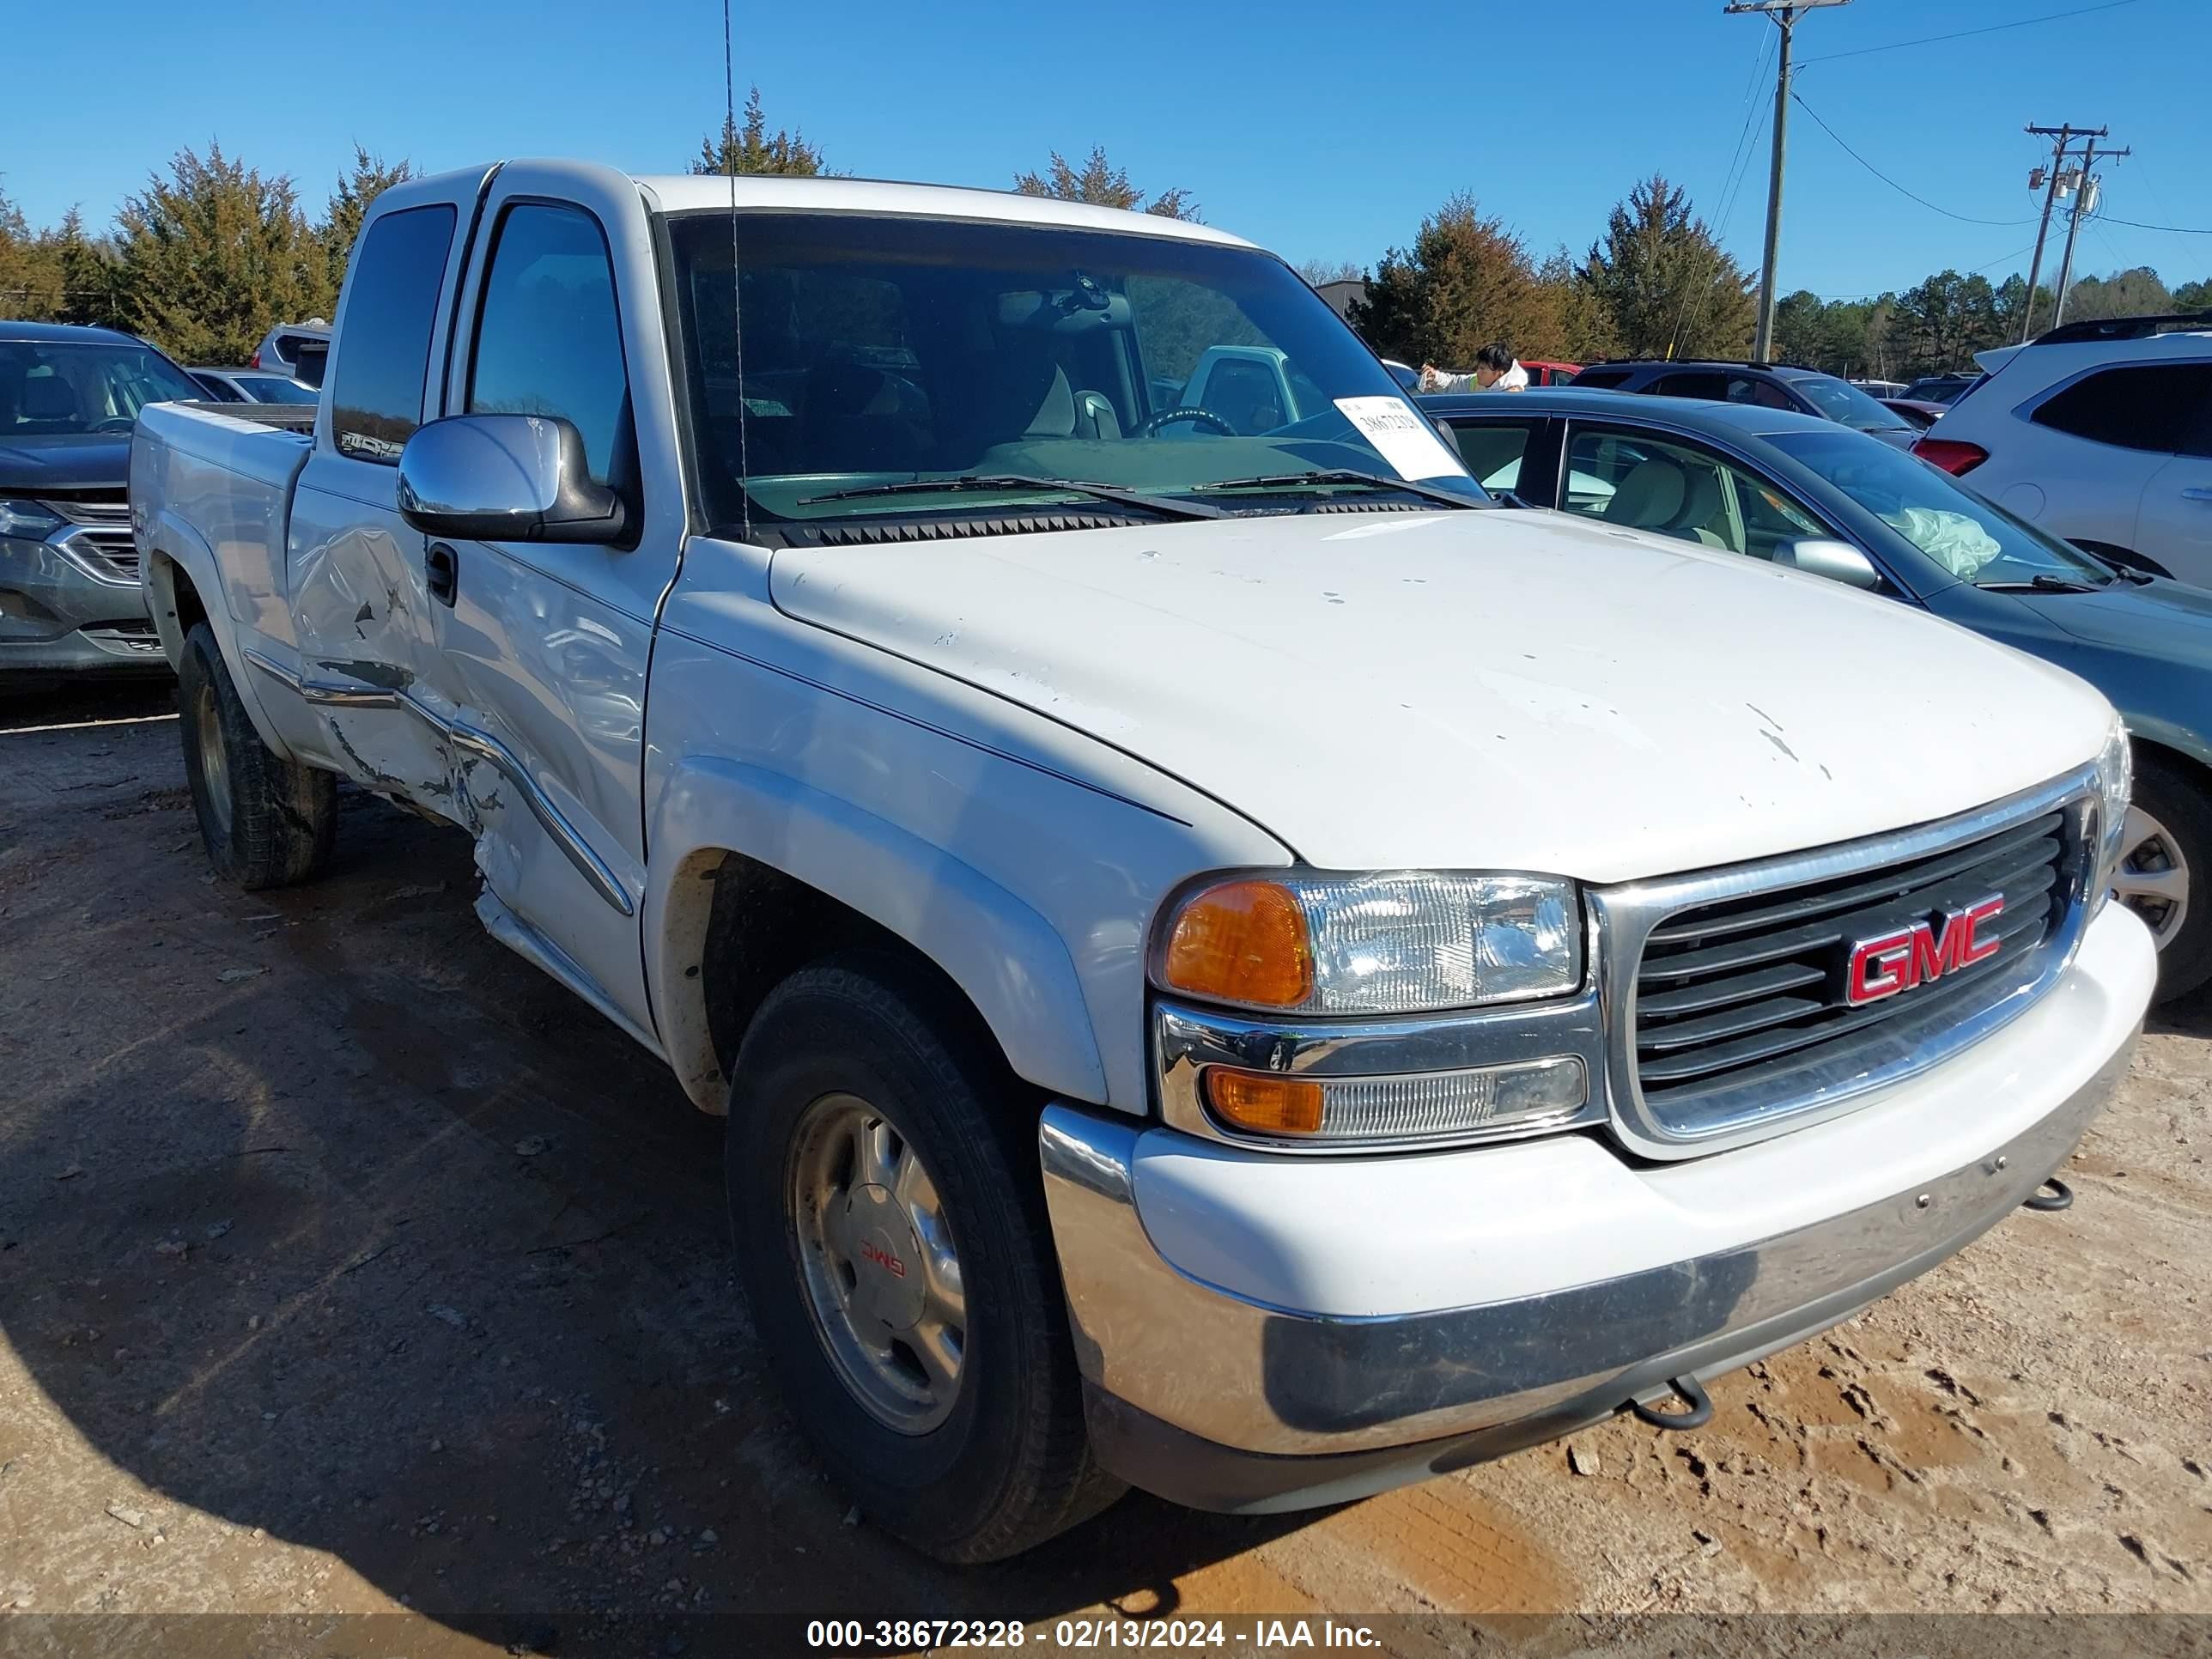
[1333,397,1470,481]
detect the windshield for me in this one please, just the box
[1787,372,1914,434]
[0,341,203,436]
[665,212,1481,532]
[1768,428,2112,588]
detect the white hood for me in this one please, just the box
[770,509,2111,884]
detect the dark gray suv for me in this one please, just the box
[2,321,205,682]
[1569,358,1921,448]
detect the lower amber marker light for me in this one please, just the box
[1206,1071,1326,1135]
[1205,1056,1587,1143]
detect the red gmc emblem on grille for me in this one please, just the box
[1844,895,2005,1006]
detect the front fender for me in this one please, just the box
[645,757,1109,1113]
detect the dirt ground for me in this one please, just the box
[1,682,2208,1654]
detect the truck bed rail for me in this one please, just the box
[171,400,318,435]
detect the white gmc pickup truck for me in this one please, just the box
[132,161,2154,1564]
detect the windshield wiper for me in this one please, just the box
[1980,572,2106,593]
[799,474,1221,520]
[1190,470,1483,511]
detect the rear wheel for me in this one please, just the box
[177,623,336,889]
[726,954,1121,1562]
[2117,751,2212,1002]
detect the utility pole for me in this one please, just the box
[1727,0,1852,364]
[2019,124,2102,341]
[2051,136,2128,330]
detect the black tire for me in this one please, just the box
[2125,751,2212,1003]
[177,622,336,890]
[726,952,1121,1562]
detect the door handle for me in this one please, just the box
[425,543,459,606]
[2182,488,2212,503]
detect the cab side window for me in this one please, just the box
[328,204,458,464]
[468,204,633,487]
[1562,426,1824,559]
[1448,420,1539,495]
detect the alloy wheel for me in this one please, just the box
[787,1091,967,1434]
[2113,802,2190,949]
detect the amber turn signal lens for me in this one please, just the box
[1160,879,1313,1009]
[1206,1070,1325,1135]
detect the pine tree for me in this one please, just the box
[1013,147,1197,221]
[1582,175,1754,360]
[48,209,131,330]
[118,145,331,362]
[0,181,63,319]
[1349,193,1552,366]
[322,146,416,296]
[691,88,830,177]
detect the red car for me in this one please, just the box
[1521,359,1581,386]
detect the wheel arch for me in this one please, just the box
[142,514,295,760]
[2124,715,2212,782]
[645,758,1110,1116]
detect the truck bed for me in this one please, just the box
[131,400,319,683]
[173,399,319,436]
[136,400,316,495]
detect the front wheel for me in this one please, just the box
[177,622,336,889]
[2115,752,2212,1003]
[726,954,1121,1562]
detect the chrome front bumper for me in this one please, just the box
[1041,905,2151,1514]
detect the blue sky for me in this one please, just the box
[5,0,2207,298]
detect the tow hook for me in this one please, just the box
[1628,1374,1713,1431]
[2022,1176,2074,1212]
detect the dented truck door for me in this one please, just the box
[288,170,492,808]
[404,163,684,1039]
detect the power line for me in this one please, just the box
[1791,93,2039,227]
[1972,240,2041,276]
[1669,28,1774,358]
[1798,0,2146,64]
[1714,27,1778,228]
[1725,0,1858,367]
[1807,240,2041,302]
[2114,156,2212,250]
[2098,213,2212,235]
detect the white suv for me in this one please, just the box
[1915,314,2212,585]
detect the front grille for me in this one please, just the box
[64,526,140,577]
[40,492,129,524]
[81,622,162,653]
[1629,799,2087,1133]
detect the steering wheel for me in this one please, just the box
[90,416,137,434]
[1135,406,1237,439]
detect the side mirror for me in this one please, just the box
[1778,537,1881,591]
[398,414,627,544]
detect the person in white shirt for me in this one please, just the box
[1419,342,1528,393]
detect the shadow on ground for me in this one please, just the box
[0,685,1316,1644]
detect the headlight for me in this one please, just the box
[2094,714,2132,908]
[1155,871,1582,1015]
[0,498,63,539]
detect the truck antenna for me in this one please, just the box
[721,0,753,538]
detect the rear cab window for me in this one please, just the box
[327,205,459,463]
